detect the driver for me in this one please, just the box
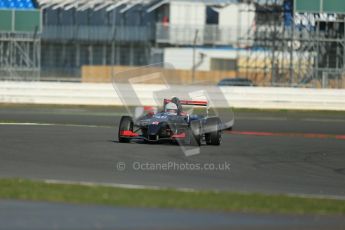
[165,102,178,115]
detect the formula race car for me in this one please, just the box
[118,97,223,146]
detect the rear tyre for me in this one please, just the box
[205,117,222,146]
[189,120,201,146]
[118,116,133,143]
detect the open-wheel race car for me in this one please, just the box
[118,97,224,146]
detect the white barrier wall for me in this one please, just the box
[1,82,345,111]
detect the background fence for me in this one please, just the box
[1,81,345,111]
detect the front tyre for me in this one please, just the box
[118,116,133,143]
[189,120,201,146]
[205,117,222,146]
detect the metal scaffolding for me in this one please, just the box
[237,0,345,88]
[0,32,41,81]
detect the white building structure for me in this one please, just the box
[155,0,255,46]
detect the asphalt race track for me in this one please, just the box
[0,106,345,229]
[0,106,345,197]
[1,199,345,230]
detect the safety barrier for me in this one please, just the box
[1,81,345,111]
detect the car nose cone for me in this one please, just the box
[148,124,160,135]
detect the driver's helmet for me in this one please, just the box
[165,102,178,115]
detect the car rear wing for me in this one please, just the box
[164,99,208,107]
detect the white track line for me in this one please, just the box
[0,122,112,128]
[42,179,345,200]
[43,179,196,192]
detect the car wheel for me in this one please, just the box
[205,117,222,146]
[118,116,133,143]
[189,120,201,146]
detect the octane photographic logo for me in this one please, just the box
[112,63,234,157]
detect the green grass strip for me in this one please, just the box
[0,178,344,215]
